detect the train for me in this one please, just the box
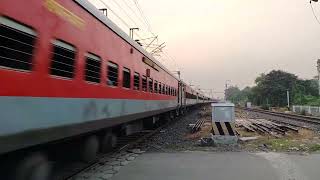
[0,0,212,179]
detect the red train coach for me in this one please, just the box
[0,0,210,179]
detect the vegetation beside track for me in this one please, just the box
[225,70,320,108]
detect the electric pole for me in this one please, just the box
[224,80,231,101]
[317,59,320,96]
[129,28,139,39]
[287,90,290,109]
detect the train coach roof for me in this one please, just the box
[74,0,181,82]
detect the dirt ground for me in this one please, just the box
[237,126,320,152]
[185,108,320,153]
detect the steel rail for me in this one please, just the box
[243,108,320,125]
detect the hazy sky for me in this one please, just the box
[90,0,320,97]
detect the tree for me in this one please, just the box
[254,70,298,107]
[226,70,320,108]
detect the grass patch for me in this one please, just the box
[265,139,300,151]
[309,144,320,152]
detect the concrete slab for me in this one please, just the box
[111,151,320,180]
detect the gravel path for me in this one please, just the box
[144,106,241,152]
[144,109,200,152]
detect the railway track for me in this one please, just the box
[243,108,320,126]
[52,122,171,180]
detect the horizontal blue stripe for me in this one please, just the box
[0,96,178,136]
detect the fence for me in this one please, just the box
[292,105,320,116]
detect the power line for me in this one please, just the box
[110,0,141,31]
[120,0,150,32]
[310,1,320,26]
[96,0,180,71]
[132,0,155,36]
[162,51,180,70]
[97,0,130,28]
[97,0,144,40]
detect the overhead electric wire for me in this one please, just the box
[120,0,151,31]
[97,0,180,71]
[310,1,320,26]
[97,0,130,29]
[97,0,143,40]
[110,0,141,31]
[132,0,155,36]
[162,51,181,71]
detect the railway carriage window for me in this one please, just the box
[142,75,147,91]
[154,81,158,93]
[134,72,140,90]
[50,40,75,78]
[123,67,131,88]
[85,53,101,83]
[0,17,36,71]
[159,83,162,94]
[162,85,165,95]
[107,62,118,86]
[148,78,153,92]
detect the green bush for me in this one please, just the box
[261,104,270,110]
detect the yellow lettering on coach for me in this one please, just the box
[44,0,85,29]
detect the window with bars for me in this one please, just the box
[107,62,118,86]
[50,40,76,78]
[134,72,140,90]
[159,83,162,94]
[148,78,153,93]
[123,67,131,88]
[142,75,147,91]
[162,85,165,95]
[0,16,36,71]
[154,81,158,93]
[85,53,101,83]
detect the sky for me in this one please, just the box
[89,0,320,98]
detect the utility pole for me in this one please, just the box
[129,28,139,39]
[176,71,181,79]
[287,90,290,109]
[317,59,320,96]
[99,8,108,17]
[224,80,231,101]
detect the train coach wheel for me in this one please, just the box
[180,108,185,115]
[14,153,50,180]
[169,111,175,121]
[80,135,99,162]
[100,132,117,153]
[175,109,180,117]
